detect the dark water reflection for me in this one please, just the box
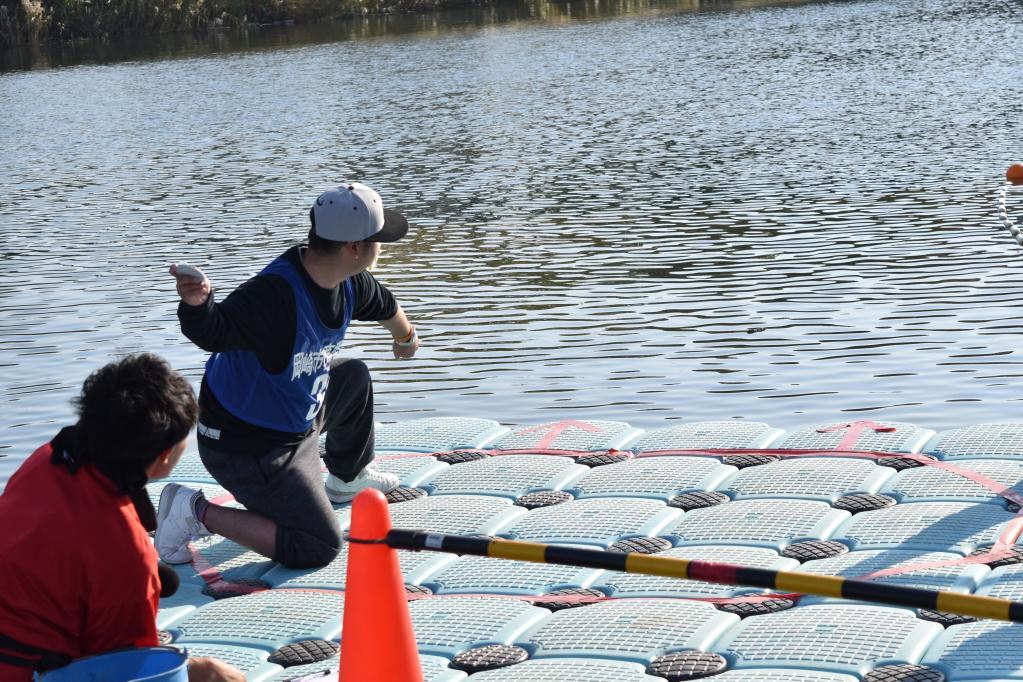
[3,0,1023,484]
[0,0,776,72]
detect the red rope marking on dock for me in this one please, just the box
[855,510,1023,581]
[924,459,1023,507]
[187,544,267,597]
[208,492,235,505]
[513,420,604,449]
[816,421,897,451]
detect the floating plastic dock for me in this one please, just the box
[154,418,1023,681]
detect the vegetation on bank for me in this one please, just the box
[0,0,469,48]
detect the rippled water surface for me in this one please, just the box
[3,0,1023,484]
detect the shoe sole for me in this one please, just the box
[326,490,357,504]
[156,482,183,528]
[155,483,192,564]
[325,481,399,505]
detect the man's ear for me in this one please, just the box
[155,446,174,467]
[144,445,174,480]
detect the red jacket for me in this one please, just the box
[0,444,159,679]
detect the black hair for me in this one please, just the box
[308,208,347,255]
[69,353,197,492]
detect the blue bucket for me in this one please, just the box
[39,646,187,682]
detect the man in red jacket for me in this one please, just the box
[0,353,240,681]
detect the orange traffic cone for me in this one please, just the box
[339,489,423,682]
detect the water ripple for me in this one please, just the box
[3,0,1023,482]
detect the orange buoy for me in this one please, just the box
[1008,163,1023,185]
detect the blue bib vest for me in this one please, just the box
[205,256,354,433]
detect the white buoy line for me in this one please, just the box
[997,183,1023,247]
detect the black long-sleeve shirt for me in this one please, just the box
[178,245,397,449]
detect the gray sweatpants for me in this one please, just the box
[198,358,376,569]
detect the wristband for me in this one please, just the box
[396,332,418,348]
[394,326,416,346]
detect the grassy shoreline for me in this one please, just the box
[0,0,483,48]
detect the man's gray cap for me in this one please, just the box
[312,182,408,242]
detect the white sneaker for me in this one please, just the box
[325,467,399,503]
[155,483,211,564]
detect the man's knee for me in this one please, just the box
[329,358,371,389]
[275,520,342,569]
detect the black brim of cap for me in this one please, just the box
[365,208,409,242]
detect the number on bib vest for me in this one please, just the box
[306,373,330,421]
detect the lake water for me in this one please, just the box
[3,0,1023,486]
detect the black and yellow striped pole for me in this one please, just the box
[383,528,1023,623]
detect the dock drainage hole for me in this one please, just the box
[449,644,528,673]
